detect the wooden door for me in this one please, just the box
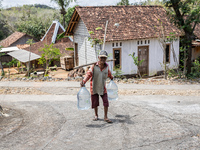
[138,46,149,76]
[75,43,79,66]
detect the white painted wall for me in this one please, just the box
[73,19,97,66]
[105,38,180,76]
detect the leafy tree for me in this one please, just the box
[155,20,179,79]
[51,0,76,28]
[1,5,60,40]
[129,52,144,78]
[117,0,130,5]
[65,6,76,28]
[142,0,164,6]
[0,15,12,41]
[0,47,5,76]
[3,59,17,78]
[38,44,61,76]
[164,0,200,75]
[113,64,125,79]
[16,17,51,40]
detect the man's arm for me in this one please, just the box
[80,65,94,87]
[108,66,113,80]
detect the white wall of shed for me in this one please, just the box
[73,19,98,66]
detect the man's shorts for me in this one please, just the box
[91,93,109,108]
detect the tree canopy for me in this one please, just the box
[117,0,130,5]
[51,0,76,28]
[164,0,200,75]
[0,5,61,41]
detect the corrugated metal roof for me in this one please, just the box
[8,49,41,63]
[0,46,19,53]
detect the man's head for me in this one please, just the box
[98,50,108,65]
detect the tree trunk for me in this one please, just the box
[0,61,4,76]
[183,47,187,76]
[28,46,31,77]
[186,40,192,75]
[184,33,193,75]
[137,66,142,79]
[63,14,66,28]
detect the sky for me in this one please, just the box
[1,0,142,8]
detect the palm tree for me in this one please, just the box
[51,0,76,28]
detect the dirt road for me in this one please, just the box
[0,81,200,150]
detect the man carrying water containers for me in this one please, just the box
[80,50,113,123]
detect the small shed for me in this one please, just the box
[0,47,20,67]
[7,49,41,69]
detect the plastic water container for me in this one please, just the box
[77,85,91,110]
[107,80,118,101]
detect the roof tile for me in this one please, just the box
[0,32,26,47]
[70,6,182,41]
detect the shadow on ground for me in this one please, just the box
[86,114,136,128]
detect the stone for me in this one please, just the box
[22,77,27,80]
[42,77,47,81]
[123,78,128,82]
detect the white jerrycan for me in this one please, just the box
[77,85,91,110]
[107,80,118,101]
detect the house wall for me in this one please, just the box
[10,35,37,47]
[192,47,200,61]
[73,19,180,76]
[73,19,98,66]
[105,38,180,76]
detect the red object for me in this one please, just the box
[91,93,109,108]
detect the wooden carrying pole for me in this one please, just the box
[73,59,115,69]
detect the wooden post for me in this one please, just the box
[102,20,108,51]
[73,59,116,69]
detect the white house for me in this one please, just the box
[65,6,182,76]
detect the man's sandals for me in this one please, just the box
[93,117,113,123]
[93,116,99,121]
[104,119,113,123]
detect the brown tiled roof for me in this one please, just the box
[42,23,56,44]
[23,21,73,56]
[66,6,182,41]
[0,32,26,47]
[24,37,73,56]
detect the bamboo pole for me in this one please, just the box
[73,59,115,69]
[102,20,108,51]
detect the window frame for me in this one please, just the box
[113,48,122,69]
[164,44,170,63]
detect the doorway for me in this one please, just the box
[75,43,79,66]
[138,46,149,76]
